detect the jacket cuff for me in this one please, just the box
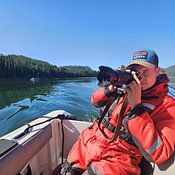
[129,103,150,117]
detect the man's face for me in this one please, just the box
[131,64,160,91]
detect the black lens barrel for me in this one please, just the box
[97,66,136,87]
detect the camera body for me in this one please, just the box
[97,66,140,88]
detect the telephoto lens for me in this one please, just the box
[97,66,140,87]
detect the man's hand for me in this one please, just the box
[124,78,141,109]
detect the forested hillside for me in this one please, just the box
[0,54,97,78]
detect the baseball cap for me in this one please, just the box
[127,49,159,68]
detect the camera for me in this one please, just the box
[97,66,140,87]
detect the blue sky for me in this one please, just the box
[0,0,175,70]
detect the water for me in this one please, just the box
[0,78,100,136]
[0,78,175,137]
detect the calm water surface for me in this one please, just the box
[0,78,175,137]
[0,78,99,136]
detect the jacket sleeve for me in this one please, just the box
[126,97,175,164]
[91,87,113,107]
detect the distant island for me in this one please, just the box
[164,65,175,83]
[164,65,175,77]
[0,54,97,78]
[0,54,174,81]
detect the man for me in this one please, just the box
[61,49,175,175]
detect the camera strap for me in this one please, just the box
[98,94,128,142]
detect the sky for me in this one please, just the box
[0,0,175,70]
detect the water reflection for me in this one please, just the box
[0,78,99,136]
[0,79,60,109]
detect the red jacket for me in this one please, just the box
[91,74,175,164]
[67,74,175,175]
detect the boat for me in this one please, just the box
[30,77,39,82]
[0,110,174,175]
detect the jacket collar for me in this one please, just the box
[142,74,169,101]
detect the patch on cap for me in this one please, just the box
[133,51,148,60]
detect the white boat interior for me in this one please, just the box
[0,110,174,175]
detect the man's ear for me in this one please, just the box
[157,67,161,75]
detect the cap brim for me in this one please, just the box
[126,61,155,69]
